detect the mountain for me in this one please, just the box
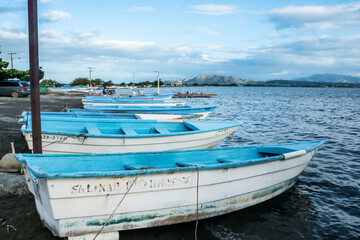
[183,74,253,85]
[293,74,360,83]
[164,73,360,87]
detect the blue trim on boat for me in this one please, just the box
[15,140,324,179]
[18,111,200,125]
[20,119,242,138]
[69,105,217,114]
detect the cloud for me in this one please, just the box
[184,27,220,36]
[271,71,288,76]
[0,24,27,40]
[2,21,360,81]
[40,10,71,23]
[262,2,360,30]
[188,4,239,15]
[0,6,25,14]
[125,6,154,12]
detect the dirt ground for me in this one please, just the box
[0,94,83,240]
[0,94,198,240]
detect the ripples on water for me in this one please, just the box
[117,86,359,240]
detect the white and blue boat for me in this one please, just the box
[68,105,217,119]
[21,118,242,154]
[16,140,324,240]
[18,111,202,125]
[82,98,186,107]
[86,93,175,100]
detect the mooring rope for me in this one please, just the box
[93,169,143,240]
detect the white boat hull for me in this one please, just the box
[24,126,238,154]
[23,151,315,239]
[83,102,186,107]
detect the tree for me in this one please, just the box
[119,82,126,86]
[0,58,45,81]
[40,79,64,87]
[70,77,90,86]
[91,78,102,86]
[102,80,114,87]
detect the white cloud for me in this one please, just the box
[272,71,288,76]
[40,10,71,23]
[189,4,239,15]
[125,6,154,12]
[262,2,360,30]
[0,24,27,40]
[268,33,281,38]
[184,27,220,36]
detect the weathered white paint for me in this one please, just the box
[24,126,238,154]
[24,151,314,239]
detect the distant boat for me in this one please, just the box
[68,105,217,119]
[15,140,324,240]
[82,98,186,107]
[21,119,242,154]
[86,94,175,100]
[18,111,202,125]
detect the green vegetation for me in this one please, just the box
[69,77,114,87]
[0,58,44,81]
[40,79,64,87]
[133,80,164,87]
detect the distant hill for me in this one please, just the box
[183,74,253,85]
[293,74,360,83]
[164,74,360,87]
[247,80,360,88]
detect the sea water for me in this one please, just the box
[117,86,359,240]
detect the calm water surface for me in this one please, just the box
[116,86,359,240]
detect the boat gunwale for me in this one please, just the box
[82,105,217,111]
[18,112,202,124]
[16,140,324,179]
[20,120,243,138]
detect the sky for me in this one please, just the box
[1,0,360,83]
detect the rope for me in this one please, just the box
[93,169,143,240]
[194,165,200,240]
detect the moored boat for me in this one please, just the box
[85,93,175,100]
[15,140,324,240]
[68,105,217,119]
[82,98,186,107]
[21,119,242,154]
[18,111,202,125]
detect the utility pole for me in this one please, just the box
[0,45,2,58]
[154,71,160,95]
[8,52,21,69]
[132,73,135,88]
[27,0,42,153]
[88,67,94,86]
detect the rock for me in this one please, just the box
[0,153,22,170]
[0,172,29,196]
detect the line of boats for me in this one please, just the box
[15,92,324,240]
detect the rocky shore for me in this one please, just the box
[0,94,82,239]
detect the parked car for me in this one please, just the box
[0,80,31,98]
